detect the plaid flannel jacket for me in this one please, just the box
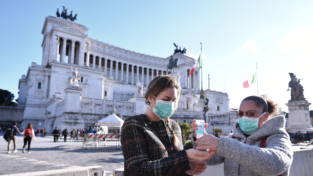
[121,114,191,176]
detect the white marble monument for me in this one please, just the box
[14,15,230,132]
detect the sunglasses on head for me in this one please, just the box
[237,110,257,118]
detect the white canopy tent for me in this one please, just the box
[97,113,124,133]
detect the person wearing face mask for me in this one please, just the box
[190,96,293,176]
[121,75,214,176]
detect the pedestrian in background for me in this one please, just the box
[52,127,60,142]
[63,129,69,142]
[37,128,41,137]
[76,129,80,140]
[22,123,35,153]
[43,128,47,137]
[7,122,23,154]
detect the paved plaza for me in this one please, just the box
[0,133,124,175]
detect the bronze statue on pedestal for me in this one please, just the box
[288,73,305,101]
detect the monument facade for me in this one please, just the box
[15,15,230,132]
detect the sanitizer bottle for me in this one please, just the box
[195,120,205,138]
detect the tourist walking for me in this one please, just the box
[72,129,76,140]
[6,122,23,154]
[121,76,210,176]
[70,129,74,139]
[43,128,47,137]
[192,96,293,176]
[37,128,41,137]
[63,129,69,142]
[22,123,35,153]
[76,129,80,140]
[52,127,60,142]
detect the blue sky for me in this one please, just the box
[1,0,313,111]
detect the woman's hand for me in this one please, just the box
[191,119,208,138]
[185,160,207,175]
[186,149,215,162]
[196,134,220,151]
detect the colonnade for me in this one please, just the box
[57,37,82,65]
[186,69,200,90]
[84,53,169,86]
[55,37,199,89]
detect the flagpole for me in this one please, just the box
[256,63,259,96]
[200,42,203,91]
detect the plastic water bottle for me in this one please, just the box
[195,120,205,139]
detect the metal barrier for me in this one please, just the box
[83,133,121,149]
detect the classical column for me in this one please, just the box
[104,59,107,76]
[186,68,189,89]
[70,40,75,64]
[141,67,144,85]
[110,60,113,78]
[136,66,139,83]
[115,61,119,80]
[157,70,159,77]
[86,52,90,67]
[99,57,102,69]
[146,68,149,86]
[78,41,85,66]
[61,38,67,62]
[93,56,96,68]
[126,64,129,84]
[121,63,124,82]
[151,69,154,81]
[55,37,60,61]
[131,65,134,85]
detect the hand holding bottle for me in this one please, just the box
[191,119,208,138]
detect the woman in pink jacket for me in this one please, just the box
[22,123,35,153]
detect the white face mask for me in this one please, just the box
[238,112,266,135]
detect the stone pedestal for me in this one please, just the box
[129,97,146,115]
[172,70,181,87]
[286,100,313,132]
[65,87,82,112]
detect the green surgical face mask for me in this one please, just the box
[152,96,175,120]
[238,112,266,135]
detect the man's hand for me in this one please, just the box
[191,119,208,138]
[185,160,207,175]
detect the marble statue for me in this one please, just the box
[69,67,80,88]
[288,73,305,101]
[135,80,143,96]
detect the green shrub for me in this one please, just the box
[184,140,193,150]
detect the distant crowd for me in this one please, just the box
[289,131,313,144]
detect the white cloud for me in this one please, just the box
[187,53,208,60]
[275,27,313,58]
[296,22,301,26]
[243,40,259,52]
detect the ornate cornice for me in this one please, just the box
[42,16,88,35]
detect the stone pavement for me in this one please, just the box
[0,134,124,175]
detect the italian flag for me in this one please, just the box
[243,72,256,88]
[188,55,201,77]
